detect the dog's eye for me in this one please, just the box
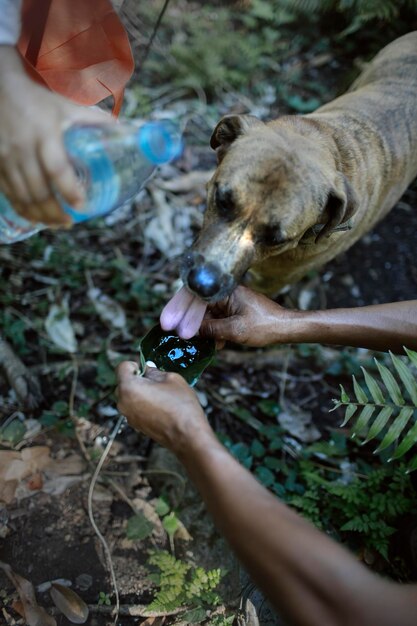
[258,227,285,247]
[214,184,235,219]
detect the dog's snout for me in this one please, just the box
[187,264,222,298]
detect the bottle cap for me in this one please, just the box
[137,120,183,165]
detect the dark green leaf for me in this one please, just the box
[352,376,368,404]
[155,497,170,517]
[181,607,207,624]
[255,466,275,488]
[163,512,180,537]
[257,399,280,417]
[363,406,394,443]
[126,513,154,541]
[264,456,283,470]
[251,439,266,458]
[0,419,26,445]
[404,347,417,369]
[351,405,375,438]
[375,360,404,406]
[374,407,414,453]
[361,367,385,404]
[340,404,357,427]
[339,384,350,403]
[389,351,417,405]
[389,417,417,460]
[52,400,69,415]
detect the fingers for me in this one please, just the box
[14,196,72,226]
[200,317,234,342]
[38,136,84,210]
[116,360,169,386]
[0,142,74,226]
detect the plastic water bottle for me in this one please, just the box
[0,120,183,244]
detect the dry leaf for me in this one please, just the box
[144,188,192,256]
[133,497,164,533]
[141,617,166,626]
[47,454,85,476]
[88,287,126,330]
[278,405,321,443]
[0,449,86,503]
[0,447,51,503]
[50,583,89,624]
[156,169,214,193]
[45,299,78,353]
[0,561,56,626]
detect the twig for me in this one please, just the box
[49,603,187,617]
[279,348,292,407]
[69,355,78,417]
[88,413,126,626]
[140,0,172,66]
[67,355,92,467]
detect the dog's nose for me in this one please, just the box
[187,264,222,298]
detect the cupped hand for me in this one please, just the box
[0,49,113,226]
[200,285,296,347]
[116,362,213,454]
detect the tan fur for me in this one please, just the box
[182,32,417,300]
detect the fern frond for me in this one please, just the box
[147,550,223,613]
[389,351,417,405]
[333,350,417,469]
[374,407,414,454]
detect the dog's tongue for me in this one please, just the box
[160,286,207,340]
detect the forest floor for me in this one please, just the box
[1,2,417,625]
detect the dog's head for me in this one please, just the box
[181,114,358,302]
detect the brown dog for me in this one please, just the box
[180,32,417,302]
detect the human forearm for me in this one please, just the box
[116,363,417,626]
[201,287,417,352]
[278,300,417,353]
[178,432,417,626]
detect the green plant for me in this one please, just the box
[280,0,416,29]
[147,550,222,615]
[290,462,417,561]
[97,591,111,606]
[333,348,417,470]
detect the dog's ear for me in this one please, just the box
[315,176,358,242]
[210,115,264,150]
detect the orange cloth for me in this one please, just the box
[17,0,134,115]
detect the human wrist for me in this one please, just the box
[262,305,313,345]
[174,417,221,464]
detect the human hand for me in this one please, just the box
[200,285,299,347]
[116,362,215,455]
[0,47,113,226]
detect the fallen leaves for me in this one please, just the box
[0,562,90,625]
[0,561,57,626]
[45,298,78,354]
[49,583,89,624]
[0,447,86,503]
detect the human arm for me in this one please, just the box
[0,45,112,226]
[116,362,417,626]
[199,286,417,353]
